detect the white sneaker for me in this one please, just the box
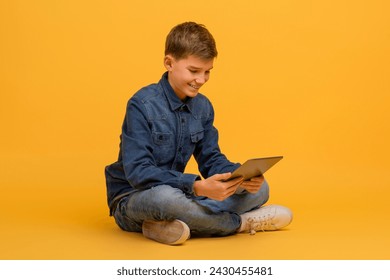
[239,205,293,235]
[142,219,190,245]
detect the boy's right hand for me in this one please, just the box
[193,173,244,201]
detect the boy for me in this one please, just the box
[105,22,292,245]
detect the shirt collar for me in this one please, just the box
[159,72,196,114]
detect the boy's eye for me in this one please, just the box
[189,70,197,73]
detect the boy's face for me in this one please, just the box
[164,55,214,101]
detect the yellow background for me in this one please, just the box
[1,0,389,259]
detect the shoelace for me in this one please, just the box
[247,214,273,235]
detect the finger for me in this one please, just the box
[226,190,236,198]
[226,185,240,197]
[226,176,244,188]
[250,176,264,182]
[241,181,261,187]
[241,183,261,192]
[246,188,259,194]
[240,183,262,193]
[229,181,243,191]
[212,172,232,181]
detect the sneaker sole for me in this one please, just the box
[142,219,190,245]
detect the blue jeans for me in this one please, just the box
[113,181,269,236]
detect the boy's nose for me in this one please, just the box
[195,75,208,84]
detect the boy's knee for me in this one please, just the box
[145,185,191,219]
[148,185,186,203]
[258,180,270,204]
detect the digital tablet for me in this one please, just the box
[226,156,283,192]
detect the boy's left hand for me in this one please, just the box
[239,175,265,194]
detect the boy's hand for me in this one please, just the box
[239,175,265,193]
[193,173,244,201]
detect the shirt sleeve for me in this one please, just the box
[193,102,241,178]
[121,97,199,194]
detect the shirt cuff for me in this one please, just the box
[180,173,201,194]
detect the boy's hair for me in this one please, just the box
[165,22,218,60]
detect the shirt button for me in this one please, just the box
[178,147,182,152]
[181,118,185,123]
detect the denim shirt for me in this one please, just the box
[105,72,240,215]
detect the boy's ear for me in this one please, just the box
[164,55,174,71]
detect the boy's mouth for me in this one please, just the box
[189,84,200,90]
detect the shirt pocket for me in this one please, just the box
[152,132,175,165]
[152,132,172,146]
[191,129,204,143]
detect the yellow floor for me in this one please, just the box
[1,156,389,260]
[2,0,390,262]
